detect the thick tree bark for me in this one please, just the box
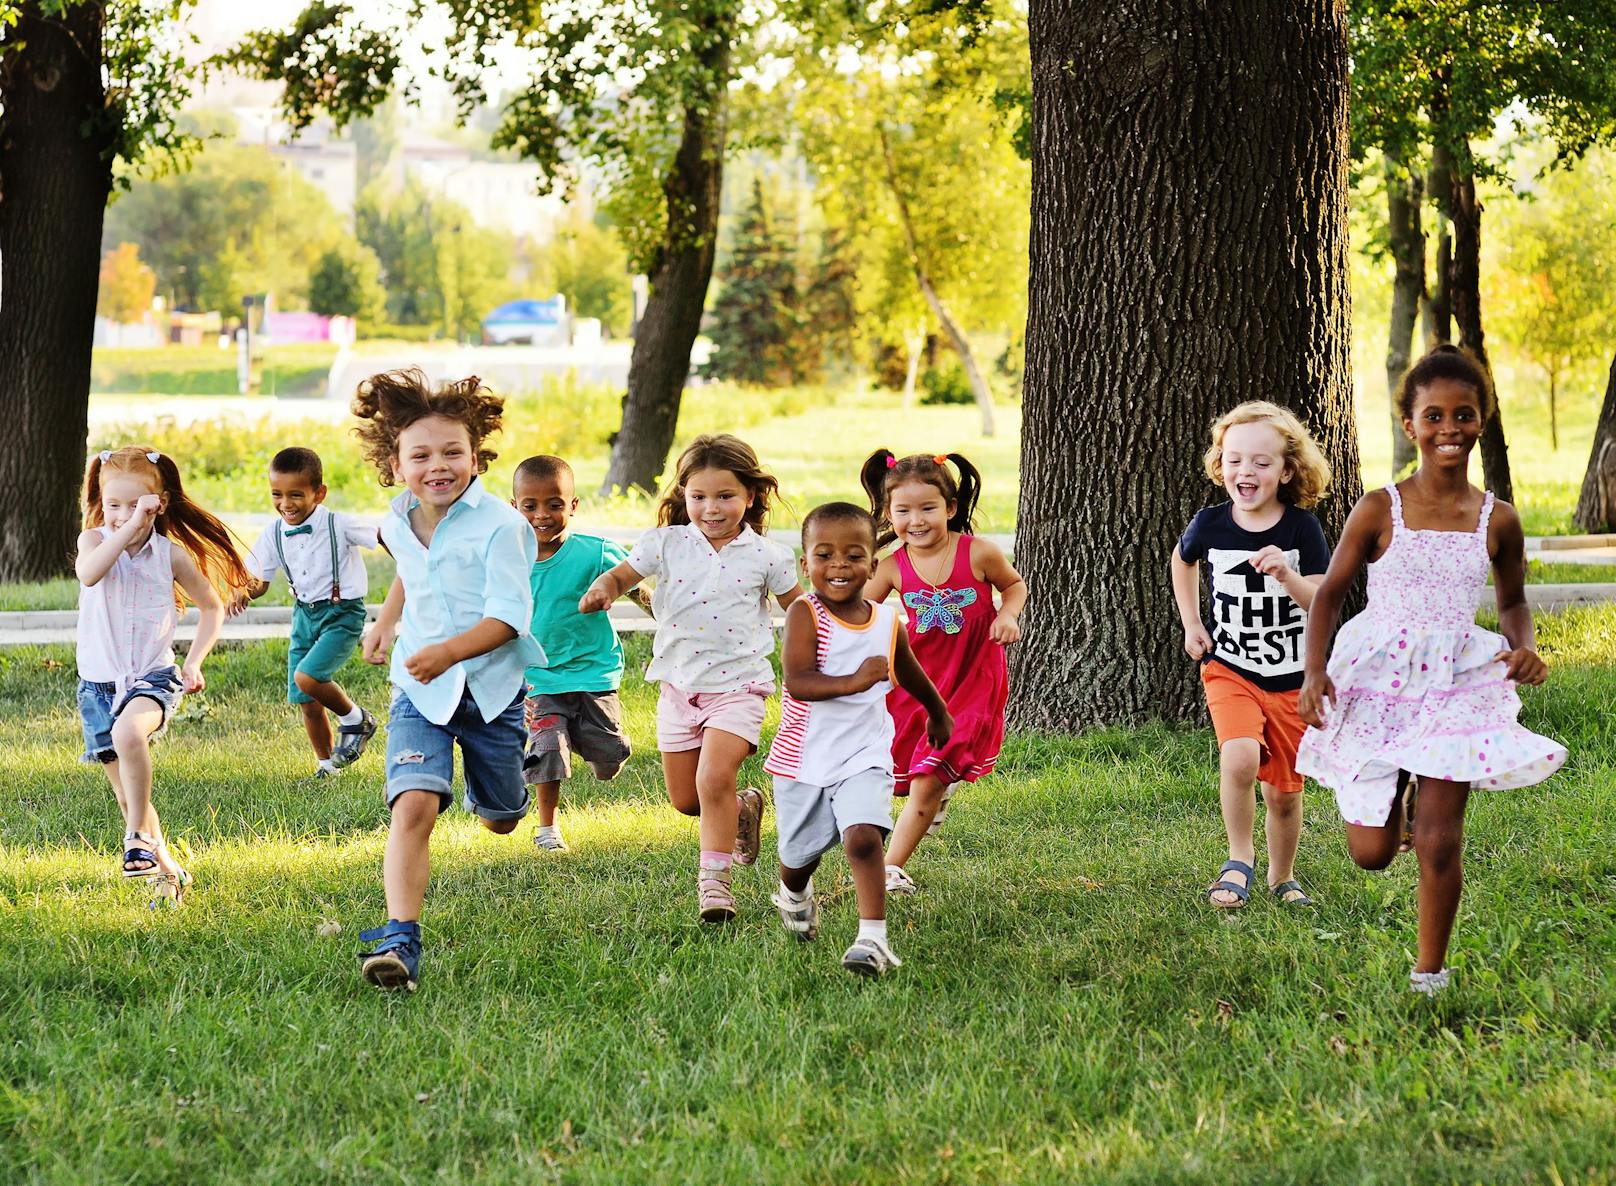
[600,39,730,495]
[1574,353,1616,532]
[1449,164,1514,503]
[878,122,996,437]
[1384,156,1423,477]
[0,3,113,580]
[1013,0,1358,729]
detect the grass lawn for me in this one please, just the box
[92,345,339,398]
[2,611,1613,1184]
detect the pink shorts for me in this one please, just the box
[656,682,772,752]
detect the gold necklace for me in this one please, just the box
[910,536,958,590]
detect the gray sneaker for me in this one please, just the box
[331,708,377,769]
[841,935,903,977]
[771,888,818,941]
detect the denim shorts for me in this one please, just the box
[384,686,530,822]
[77,667,184,764]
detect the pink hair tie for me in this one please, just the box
[884,456,897,469]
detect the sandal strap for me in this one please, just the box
[1207,879,1251,901]
[357,920,420,958]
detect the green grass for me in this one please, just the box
[92,344,340,398]
[2,614,1614,1184]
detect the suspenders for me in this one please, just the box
[273,512,343,603]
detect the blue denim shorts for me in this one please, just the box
[384,687,530,822]
[77,667,184,764]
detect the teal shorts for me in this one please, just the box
[288,598,366,703]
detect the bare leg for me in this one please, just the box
[844,824,887,920]
[109,702,178,875]
[299,701,333,760]
[779,855,821,895]
[1344,777,1409,872]
[383,790,441,921]
[1208,738,1260,905]
[663,750,701,817]
[1262,782,1303,890]
[693,729,751,855]
[1412,778,1469,974]
[102,754,180,877]
[294,671,356,718]
[533,780,562,827]
[885,774,948,868]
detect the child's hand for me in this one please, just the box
[578,584,612,614]
[128,494,161,530]
[225,589,251,617]
[405,642,454,683]
[990,611,1022,645]
[1297,671,1334,728]
[1250,545,1292,582]
[362,622,395,666]
[180,663,205,694]
[925,707,954,750]
[852,655,891,691]
[1494,646,1549,686]
[1183,623,1214,660]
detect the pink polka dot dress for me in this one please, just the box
[1295,484,1567,826]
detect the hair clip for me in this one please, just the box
[885,456,898,469]
[933,454,949,466]
[146,451,161,463]
[99,450,112,463]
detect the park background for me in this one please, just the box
[3,1,1616,1183]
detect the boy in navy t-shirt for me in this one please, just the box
[1170,402,1332,911]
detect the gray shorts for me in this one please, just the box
[523,691,631,785]
[772,767,894,869]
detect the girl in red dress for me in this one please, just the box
[860,451,1027,894]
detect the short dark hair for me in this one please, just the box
[1397,344,1496,421]
[514,455,574,488]
[270,447,323,488]
[801,501,876,548]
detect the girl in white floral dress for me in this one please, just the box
[1297,347,1566,995]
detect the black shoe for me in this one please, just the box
[331,708,377,769]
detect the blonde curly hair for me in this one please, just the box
[1202,401,1331,509]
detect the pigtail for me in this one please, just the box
[944,452,982,535]
[859,449,898,547]
[150,453,253,606]
[81,453,107,528]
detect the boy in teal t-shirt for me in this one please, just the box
[513,455,637,851]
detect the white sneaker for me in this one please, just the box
[770,888,818,941]
[533,825,568,852]
[926,783,956,836]
[841,935,903,977]
[884,864,917,896]
[1409,968,1452,996]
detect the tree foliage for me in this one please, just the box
[308,241,386,322]
[96,241,156,323]
[703,180,802,385]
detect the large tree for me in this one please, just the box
[1011,0,1359,729]
[0,0,193,581]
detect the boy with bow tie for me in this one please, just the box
[244,447,381,777]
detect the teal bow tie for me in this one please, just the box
[284,523,314,537]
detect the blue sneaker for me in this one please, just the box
[358,919,421,992]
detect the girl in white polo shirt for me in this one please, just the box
[581,434,802,922]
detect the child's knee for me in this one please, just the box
[1262,784,1301,815]
[1348,838,1396,871]
[109,715,150,754]
[480,817,520,836]
[843,824,884,863]
[908,777,947,808]
[1220,739,1261,784]
[293,670,323,697]
[388,790,441,830]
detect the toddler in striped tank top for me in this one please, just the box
[764,503,951,976]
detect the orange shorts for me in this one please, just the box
[1200,661,1306,793]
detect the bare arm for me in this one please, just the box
[75,499,159,586]
[404,618,519,683]
[1169,546,1213,661]
[779,600,887,701]
[1249,545,1324,610]
[864,555,898,604]
[775,583,804,612]
[1489,502,1548,685]
[581,560,645,613]
[171,547,225,691]
[892,628,952,748]
[974,537,1027,643]
[1297,493,1386,725]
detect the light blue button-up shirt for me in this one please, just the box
[382,476,545,725]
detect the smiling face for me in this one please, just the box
[512,469,577,548]
[887,479,954,552]
[1218,421,1292,514]
[803,515,876,607]
[269,469,327,526]
[1404,377,1483,472]
[392,415,476,510]
[683,467,752,545]
[101,472,164,537]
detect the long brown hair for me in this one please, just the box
[858,449,983,549]
[82,447,253,606]
[656,434,781,534]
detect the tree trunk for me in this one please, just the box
[1014,0,1357,730]
[600,38,730,495]
[901,321,924,408]
[0,2,113,581]
[1548,368,1558,451]
[1384,156,1423,477]
[1449,163,1513,503]
[1574,353,1616,532]
[1424,149,1453,346]
[877,122,996,438]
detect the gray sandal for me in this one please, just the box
[1270,880,1315,908]
[1206,859,1254,908]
